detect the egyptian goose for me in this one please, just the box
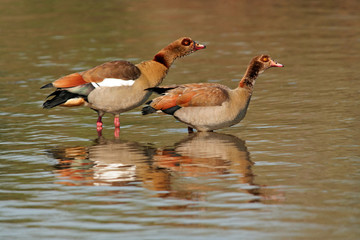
[142,55,284,133]
[41,37,206,135]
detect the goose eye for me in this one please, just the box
[181,38,191,46]
[261,56,269,62]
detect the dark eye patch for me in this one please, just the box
[261,56,269,62]
[181,38,191,46]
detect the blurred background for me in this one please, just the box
[0,0,359,239]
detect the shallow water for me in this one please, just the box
[1,0,359,239]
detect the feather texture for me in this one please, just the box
[142,55,284,132]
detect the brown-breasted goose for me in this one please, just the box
[41,37,206,136]
[142,55,283,133]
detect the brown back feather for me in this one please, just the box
[161,83,230,108]
[82,61,141,83]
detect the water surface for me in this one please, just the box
[0,0,359,239]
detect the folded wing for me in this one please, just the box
[147,83,230,114]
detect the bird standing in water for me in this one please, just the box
[41,37,206,137]
[142,55,283,133]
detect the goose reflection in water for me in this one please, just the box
[153,132,257,200]
[50,133,282,202]
[51,137,157,186]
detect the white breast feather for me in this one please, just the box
[91,78,135,88]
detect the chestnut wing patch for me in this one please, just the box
[150,83,230,111]
[175,84,230,107]
[82,60,141,83]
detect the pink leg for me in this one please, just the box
[97,116,103,131]
[114,116,120,128]
[114,116,120,138]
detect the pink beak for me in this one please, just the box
[194,42,206,50]
[270,59,284,67]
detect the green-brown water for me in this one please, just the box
[1,0,359,239]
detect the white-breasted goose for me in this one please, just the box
[41,37,206,136]
[142,55,283,133]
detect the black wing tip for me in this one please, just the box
[42,102,54,109]
[41,90,82,109]
[141,106,157,115]
[146,87,175,95]
[141,105,181,116]
[40,83,54,89]
[162,105,181,115]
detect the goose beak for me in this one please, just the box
[193,41,206,51]
[270,59,284,67]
